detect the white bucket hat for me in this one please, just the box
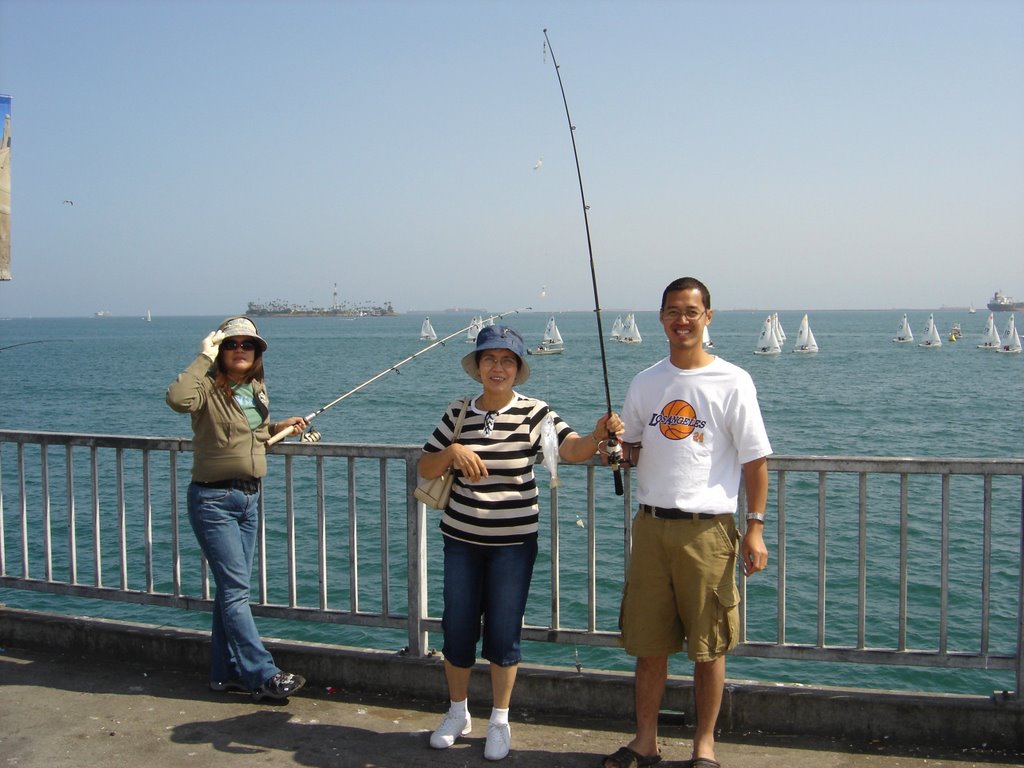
[218,315,268,352]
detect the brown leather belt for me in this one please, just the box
[639,503,717,521]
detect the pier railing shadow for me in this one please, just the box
[1,429,1022,701]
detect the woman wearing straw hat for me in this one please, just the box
[419,324,623,761]
[166,315,308,702]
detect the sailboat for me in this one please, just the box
[977,313,1001,350]
[892,313,914,343]
[792,314,818,353]
[702,326,714,350]
[617,313,642,344]
[771,313,786,348]
[998,314,1021,354]
[420,317,437,341]
[527,315,564,355]
[754,316,781,355]
[610,315,624,340]
[918,314,942,348]
[968,303,977,314]
[466,316,482,343]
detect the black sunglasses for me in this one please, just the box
[222,339,257,351]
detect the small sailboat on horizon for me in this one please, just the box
[702,326,714,350]
[918,314,942,348]
[420,317,437,341]
[893,313,914,343]
[977,313,1001,350]
[793,314,818,354]
[466,316,482,343]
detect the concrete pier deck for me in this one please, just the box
[1,644,1020,768]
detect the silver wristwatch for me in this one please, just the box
[746,513,766,523]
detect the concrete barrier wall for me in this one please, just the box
[1,607,1020,751]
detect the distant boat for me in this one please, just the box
[948,322,961,342]
[892,313,914,343]
[987,291,1024,312]
[420,317,437,341]
[527,315,564,356]
[792,314,819,354]
[466,316,482,343]
[968,303,977,314]
[998,314,1021,354]
[772,313,786,348]
[94,310,111,318]
[617,313,642,344]
[702,326,714,350]
[610,315,624,340]
[977,313,1001,350]
[144,309,152,322]
[754,315,781,355]
[918,314,942,348]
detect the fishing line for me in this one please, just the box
[542,29,623,495]
[267,307,530,446]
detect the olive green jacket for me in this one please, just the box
[166,354,270,481]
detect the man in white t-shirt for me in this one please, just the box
[602,277,772,768]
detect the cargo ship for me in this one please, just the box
[986,290,1024,312]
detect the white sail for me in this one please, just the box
[893,313,914,343]
[771,313,785,347]
[702,325,714,350]
[542,316,563,346]
[617,313,642,344]
[977,313,1001,349]
[999,314,1021,353]
[528,315,565,355]
[466,316,482,343]
[420,317,436,341]
[918,314,942,348]
[754,316,781,355]
[610,315,624,339]
[793,314,818,353]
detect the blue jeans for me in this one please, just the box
[441,534,538,668]
[187,482,279,689]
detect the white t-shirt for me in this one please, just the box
[622,356,772,514]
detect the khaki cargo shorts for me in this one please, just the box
[618,508,740,662]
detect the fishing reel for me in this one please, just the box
[300,428,322,443]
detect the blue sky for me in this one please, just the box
[0,0,1021,317]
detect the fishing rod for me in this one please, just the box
[0,339,71,352]
[542,29,623,496]
[267,307,530,446]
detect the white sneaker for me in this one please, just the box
[484,721,511,761]
[429,710,471,749]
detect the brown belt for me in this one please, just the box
[639,503,717,521]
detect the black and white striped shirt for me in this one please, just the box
[423,393,573,545]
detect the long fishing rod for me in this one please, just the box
[542,29,623,495]
[267,307,530,446]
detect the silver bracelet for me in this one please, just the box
[746,513,766,523]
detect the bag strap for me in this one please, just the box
[451,397,469,441]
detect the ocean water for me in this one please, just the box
[1,309,1022,695]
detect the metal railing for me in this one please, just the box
[1,429,1022,698]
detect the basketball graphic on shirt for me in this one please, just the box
[659,399,697,440]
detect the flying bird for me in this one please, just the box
[62,200,74,205]
[533,157,543,171]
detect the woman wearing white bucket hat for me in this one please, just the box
[166,315,308,702]
[419,324,623,761]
